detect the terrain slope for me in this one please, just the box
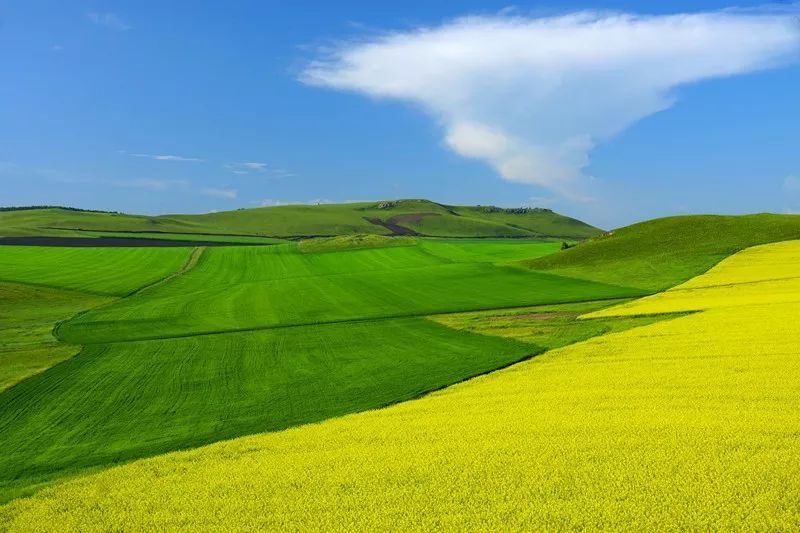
[4,240,797,529]
[0,200,601,240]
[0,239,638,501]
[522,213,800,290]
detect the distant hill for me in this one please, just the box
[0,199,602,240]
[521,213,800,290]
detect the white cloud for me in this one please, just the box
[255,198,333,207]
[87,12,131,31]
[111,179,189,191]
[227,162,295,177]
[784,175,800,192]
[131,153,204,162]
[241,162,268,171]
[226,162,268,174]
[201,187,238,199]
[302,9,800,197]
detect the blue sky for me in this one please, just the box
[1,1,799,228]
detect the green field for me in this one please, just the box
[297,234,416,253]
[0,317,539,501]
[9,239,797,530]
[3,212,800,522]
[71,230,286,245]
[0,246,192,295]
[522,213,800,290]
[0,200,602,239]
[0,283,110,390]
[56,241,639,344]
[0,237,643,501]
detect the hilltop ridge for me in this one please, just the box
[0,199,601,240]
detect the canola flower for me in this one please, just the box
[3,241,800,530]
[586,239,800,317]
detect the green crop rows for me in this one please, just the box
[0,238,644,501]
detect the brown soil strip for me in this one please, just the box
[363,217,419,236]
[489,311,580,321]
[363,212,444,236]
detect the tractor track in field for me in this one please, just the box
[52,247,206,342]
[132,246,206,296]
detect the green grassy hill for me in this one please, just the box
[521,213,800,290]
[0,200,601,240]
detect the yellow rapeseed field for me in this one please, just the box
[586,239,800,317]
[3,241,800,530]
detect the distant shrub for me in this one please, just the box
[476,205,553,214]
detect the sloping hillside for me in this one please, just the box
[522,213,800,290]
[0,200,601,240]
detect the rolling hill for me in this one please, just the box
[5,239,799,529]
[520,213,800,290]
[0,200,602,240]
[0,238,641,501]
[4,210,800,523]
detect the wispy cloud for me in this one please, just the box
[784,175,800,192]
[201,187,238,199]
[255,198,333,207]
[226,162,295,177]
[240,162,268,171]
[117,178,189,191]
[87,12,131,31]
[130,153,204,162]
[302,8,800,198]
[51,176,190,192]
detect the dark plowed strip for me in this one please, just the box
[0,237,270,247]
[363,217,420,236]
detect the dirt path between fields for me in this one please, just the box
[491,311,581,321]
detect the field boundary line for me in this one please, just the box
[69,295,644,345]
[52,247,206,342]
[130,246,206,297]
[0,277,112,297]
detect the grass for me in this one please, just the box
[56,242,641,344]
[0,237,640,502]
[0,318,537,502]
[0,283,110,390]
[6,240,798,529]
[297,234,416,253]
[429,299,679,350]
[585,239,800,317]
[72,230,285,245]
[415,205,599,238]
[522,213,800,290]
[0,246,192,295]
[418,238,563,263]
[0,199,602,239]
